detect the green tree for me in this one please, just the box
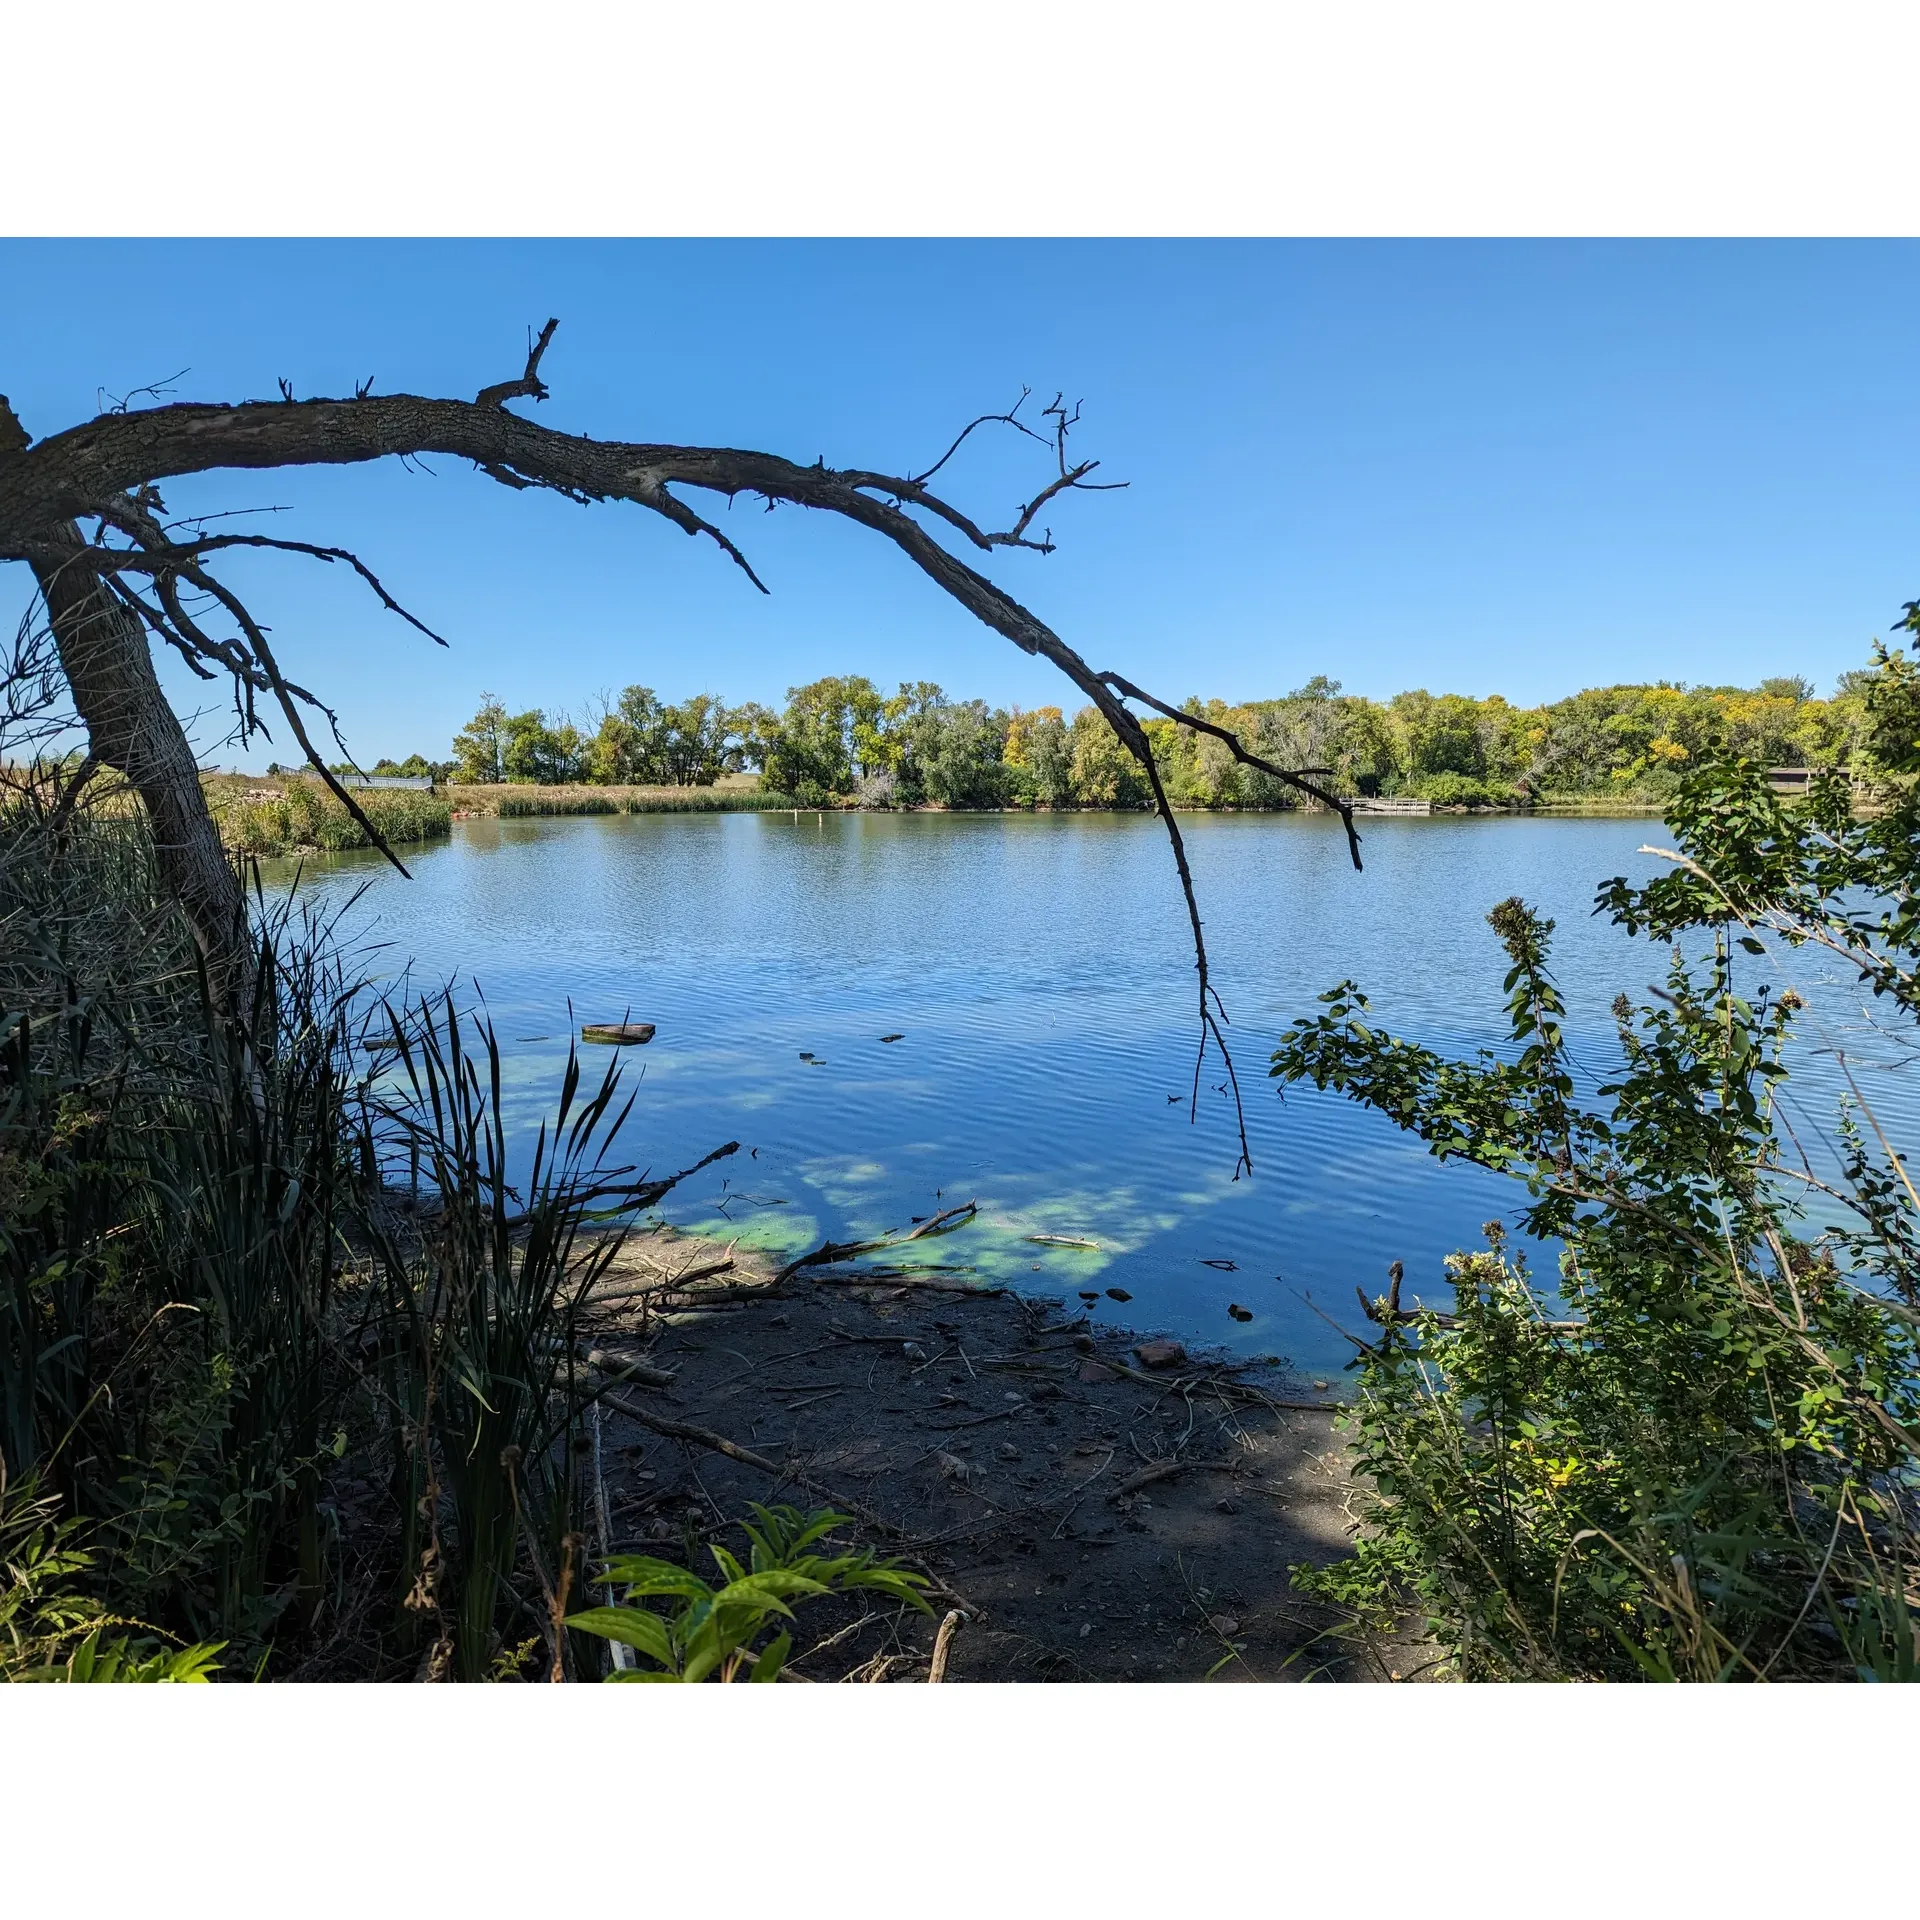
[1006,705,1072,807]
[450,693,509,784]
[917,698,1009,808]
[659,693,733,785]
[499,709,582,784]
[1069,705,1149,808]
[766,677,859,802]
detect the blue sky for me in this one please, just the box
[4,239,1919,768]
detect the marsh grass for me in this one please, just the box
[0,758,700,1679]
[361,997,649,1681]
[466,783,797,817]
[205,777,453,856]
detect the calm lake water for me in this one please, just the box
[271,809,1914,1379]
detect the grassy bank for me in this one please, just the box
[450,782,796,817]
[205,775,452,856]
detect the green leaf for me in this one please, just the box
[751,1631,792,1682]
[600,1556,714,1603]
[564,1606,676,1665]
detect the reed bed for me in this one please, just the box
[456,783,797,818]
[206,776,452,856]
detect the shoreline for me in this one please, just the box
[546,1225,1427,1682]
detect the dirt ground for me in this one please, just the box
[578,1230,1419,1682]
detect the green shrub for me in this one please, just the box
[1272,729,1920,1680]
[1413,772,1515,808]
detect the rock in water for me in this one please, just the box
[581,1022,655,1046]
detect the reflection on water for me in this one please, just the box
[272,809,1914,1377]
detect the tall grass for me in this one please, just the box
[207,778,452,856]
[2,767,735,1678]
[471,784,797,818]
[361,998,648,1680]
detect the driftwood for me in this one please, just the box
[1108,1456,1241,1500]
[771,1200,979,1290]
[1082,1352,1344,1413]
[579,1347,678,1390]
[581,1022,655,1047]
[927,1609,966,1684]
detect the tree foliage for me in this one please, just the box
[443,668,1877,810]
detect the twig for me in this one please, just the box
[927,1609,966,1683]
[1084,1353,1345,1412]
[1109,1456,1240,1500]
[771,1201,978,1290]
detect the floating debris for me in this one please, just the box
[1227,1303,1254,1323]
[879,1032,906,1043]
[1104,1286,1132,1303]
[581,1022,655,1046]
[1029,1234,1100,1250]
[1200,1258,1239,1272]
[1078,1290,1102,1304]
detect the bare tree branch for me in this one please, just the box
[476,317,560,409]
[1098,670,1365,869]
[906,388,1050,486]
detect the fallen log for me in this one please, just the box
[582,1022,655,1046]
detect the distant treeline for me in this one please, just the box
[384,671,1881,810]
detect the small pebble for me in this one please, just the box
[998,1442,1020,1460]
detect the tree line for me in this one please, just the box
[411,669,1880,808]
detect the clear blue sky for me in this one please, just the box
[4,239,1918,768]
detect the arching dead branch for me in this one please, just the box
[0,321,1362,1169]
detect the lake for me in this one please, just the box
[272,808,1912,1379]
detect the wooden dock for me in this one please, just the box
[1340,795,1433,816]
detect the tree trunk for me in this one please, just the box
[32,525,247,991]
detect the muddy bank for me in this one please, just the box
[578,1232,1416,1682]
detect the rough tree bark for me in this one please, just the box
[1,400,245,981]
[0,329,1361,1168]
